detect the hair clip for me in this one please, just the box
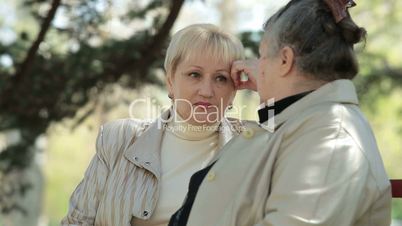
[324,0,357,23]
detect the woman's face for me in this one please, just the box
[257,38,282,101]
[167,55,236,126]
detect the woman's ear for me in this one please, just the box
[279,46,295,77]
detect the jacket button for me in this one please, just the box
[242,128,254,139]
[207,172,216,181]
[143,210,149,216]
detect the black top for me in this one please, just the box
[168,162,216,226]
[168,91,313,226]
[258,91,313,124]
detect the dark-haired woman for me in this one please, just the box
[168,0,391,225]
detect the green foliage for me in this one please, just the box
[0,0,184,213]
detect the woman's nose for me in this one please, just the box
[198,79,214,98]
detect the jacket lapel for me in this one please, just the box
[123,109,172,180]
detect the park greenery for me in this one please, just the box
[0,0,401,224]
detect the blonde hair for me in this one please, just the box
[164,23,245,76]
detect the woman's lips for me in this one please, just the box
[194,102,213,109]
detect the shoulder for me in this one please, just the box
[275,103,389,197]
[281,103,357,136]
[281,103,385,173]
[96,118,152,169]
[277,104,366,161]
[101,118,151,138]
[293,103,373,144]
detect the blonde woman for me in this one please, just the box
[61,24,244,226]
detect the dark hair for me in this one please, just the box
[263,0,366,81]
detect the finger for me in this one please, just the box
[230,61,246,85]
[236,80,251,90]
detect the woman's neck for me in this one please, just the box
[167,111,220,141]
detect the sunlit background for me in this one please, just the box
[0,0,401,225]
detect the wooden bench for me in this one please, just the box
[391,179,402,198]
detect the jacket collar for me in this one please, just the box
[260,79,359,132]
[123,107,240,180]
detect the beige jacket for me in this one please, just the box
[186,80,391,226]
[61,110,242,226]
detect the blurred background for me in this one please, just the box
[0,0,401,225]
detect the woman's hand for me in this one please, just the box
[230,59,258,91]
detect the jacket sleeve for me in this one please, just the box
[60,124,110,226]
[255,124,382,226]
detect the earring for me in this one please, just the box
[168,93,173,99]
[228,104,233,110]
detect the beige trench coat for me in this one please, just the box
[61,109,242,226]
[185,79,391,226]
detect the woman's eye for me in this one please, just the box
[216,75,228,83]
[188,72,201,78]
